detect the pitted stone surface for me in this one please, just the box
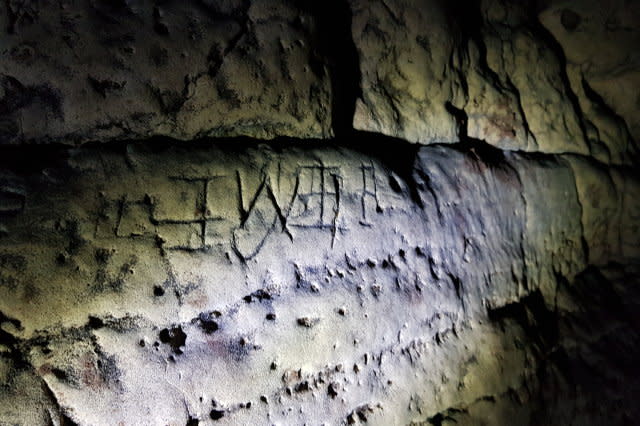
[0,0,333,144]
[350,0,591,155]
[539,0,640,161]
[0,0,639,425]
[0,0,637,164]
[0,141,638,425]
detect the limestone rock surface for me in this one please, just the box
[349,0,461,144]
[0,0,639,425]
[0,140,638,425]
[540,0,640,162]
[0,0,333,144]
[350,0,638,162]
[0,0,637,163]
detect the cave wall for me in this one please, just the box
[0,1,639,425]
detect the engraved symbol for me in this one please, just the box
[360,163,381,225]
[115,196,153,237]
[94,162,352,259]
[287,165,343,247]
[232,173,281,261]
[152,176,231,251]
[233,165,344,260]
[103,175,237,251]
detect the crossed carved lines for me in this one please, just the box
[232,164,345,259]
[360,163,381,226]
[97,161,381,258]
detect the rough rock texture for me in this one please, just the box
[0,0,334,143]
[1,0,637,161]
[350,0,462,144]
[1,0,639,425]
[539,0,640,153]
[0,140,638,425]
[351,0,639,163]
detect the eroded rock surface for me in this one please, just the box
[1,0,637,163]
[540,0,640,158]
[351,0,638,163]
[0,0,334,143]
[0,140,638,424]
[1,0,639,425]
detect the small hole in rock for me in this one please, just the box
[210,409,225,420]
[561,9,581,31]
[88,316,104,329]
[159,326,186,354]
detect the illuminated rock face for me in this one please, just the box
[1,0,638,162]
[0,1,639,425]
[0,141,638,425]
[350,0,638,163]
